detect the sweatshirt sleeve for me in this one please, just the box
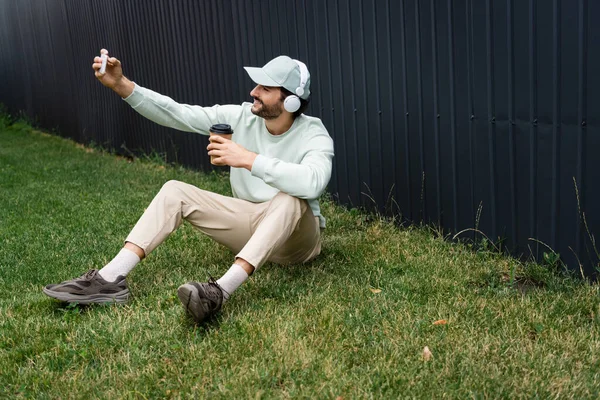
[123,83,242,135]
[250,134,334,199]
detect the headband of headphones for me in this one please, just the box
[293,59,309,98]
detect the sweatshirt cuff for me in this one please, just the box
[250,154,269,179]
[122,83,144,107]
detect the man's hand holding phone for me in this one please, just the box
[93,48,134,98]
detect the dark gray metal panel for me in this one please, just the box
[2,0,600,276]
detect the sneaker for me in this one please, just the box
[177,278,228,323]
[43,269,129,304]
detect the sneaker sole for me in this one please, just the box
[177,283,207,323]
[42,287,129,304]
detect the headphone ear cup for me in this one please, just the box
[284,95,301,113]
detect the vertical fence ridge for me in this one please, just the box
[371,0,384,207]
[357,1,371,206]
[415,0,426,221]
[447,0,459,231]
[399,0,412,221]
[15,1,29,114]
[430,0,442,224]
[42,0,58,114]
[215,0,229,101]
[333,0,350,203]
[292,1,300,58]
[466,0,476,234]
[486,0,498,237]
[272,0,282,55]
[528,0,538,250]
[323,1,340,195]
[310,2,321,117]
[576,0,588,257]
[551,0,561,249]
[385,0,397,207]
[344,1,361,205]
[507,0,518,247]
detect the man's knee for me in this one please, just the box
[158,179,192,199]
[155,180,188,206]
[271,192,308,213]
[160,179,184,193]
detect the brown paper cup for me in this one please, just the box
[209,124,234,165]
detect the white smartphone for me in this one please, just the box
[100,54,108,74]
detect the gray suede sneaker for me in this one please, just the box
[177,279,228,323]
[43,269,129,304]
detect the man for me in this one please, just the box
[43,49,335,324]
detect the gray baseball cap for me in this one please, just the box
[244,55,311,100]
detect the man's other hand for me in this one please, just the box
[208,136,258,171]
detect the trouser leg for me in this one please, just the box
[125,180,321,268]
[125,180,256,255]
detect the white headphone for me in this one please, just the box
[283,60,309,113]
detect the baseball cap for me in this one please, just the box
[244,55,311,100]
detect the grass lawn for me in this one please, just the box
[1,117,600,399]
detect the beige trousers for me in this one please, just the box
[125,180,322,269]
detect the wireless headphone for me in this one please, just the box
[283,60,309,113]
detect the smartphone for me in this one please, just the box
[100,54,108,74]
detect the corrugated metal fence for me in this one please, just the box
[2,0,600,276]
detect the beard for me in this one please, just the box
[250,98,283,120]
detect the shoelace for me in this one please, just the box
[81,269,99,281]
[207,276,230,300]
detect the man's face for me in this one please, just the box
[249,85,285,119]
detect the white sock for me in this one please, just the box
[216,264,249,302]
[98,248,141,282]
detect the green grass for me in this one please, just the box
[1,119,600,399]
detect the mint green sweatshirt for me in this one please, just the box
[123,84,335,227]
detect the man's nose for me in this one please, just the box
[250,85,259,97]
